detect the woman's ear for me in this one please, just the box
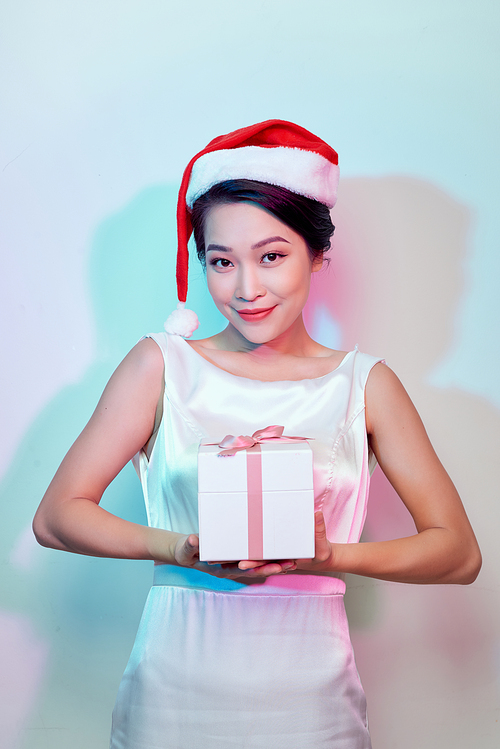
[312,256,324,273]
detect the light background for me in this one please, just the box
[1,1,499,747]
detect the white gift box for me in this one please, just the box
[198,441,315,562]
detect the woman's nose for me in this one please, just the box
[234,267,265,302]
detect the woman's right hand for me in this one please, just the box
[173,533,297,578]
[173,534,203,567]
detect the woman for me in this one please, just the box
[33,120,481,749]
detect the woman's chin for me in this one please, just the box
[234,322,296,347]
[220,309,305,347]
[220,319,275,346]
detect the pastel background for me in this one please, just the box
[1,1,499,747]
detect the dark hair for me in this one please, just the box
[191,179,334,267]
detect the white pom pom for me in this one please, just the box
[164,302,199,338]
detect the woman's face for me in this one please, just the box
[204,202,321,345]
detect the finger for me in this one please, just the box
[314,511,331,555]
[181,534,200,564]
[186,534,199,549]
[237,560,268,570]
[314,511,329,545]
[238,559,297,572]
[248,561,296,576]
[256,563,285,575]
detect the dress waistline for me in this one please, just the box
[152,564,346,596]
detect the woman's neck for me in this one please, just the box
[209,314,328,359]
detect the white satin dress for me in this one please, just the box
[110,332,383,749]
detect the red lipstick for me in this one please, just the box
[234,306,276,322]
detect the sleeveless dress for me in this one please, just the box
[110,333,383,749]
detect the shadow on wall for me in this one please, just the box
[0,183,225,749]
[0,178,497,748]
[305,177,498,746]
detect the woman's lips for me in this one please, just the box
[234,306,276,322]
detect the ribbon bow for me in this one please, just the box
[215,425,309,457]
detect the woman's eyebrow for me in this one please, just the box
[206,244,232,253]
[251,236,291,250]
[206,236,290,253]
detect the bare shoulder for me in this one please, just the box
[365,362,421,435]
[119,336,164,375]
[106,337,164,388]
[94,337,165,419]
[365,360,406,396]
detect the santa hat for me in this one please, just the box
[165,119,339,337]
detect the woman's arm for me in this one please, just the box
[266,363,481,584]
[33,338,185,563]
[33,338,296,577]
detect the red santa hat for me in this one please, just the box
[165,119,339,337]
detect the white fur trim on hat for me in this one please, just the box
[186,146,339,209]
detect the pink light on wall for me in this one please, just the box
[0,612,49,749]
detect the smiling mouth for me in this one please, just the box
[234,306,277,322]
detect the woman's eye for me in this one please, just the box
[261,252,285,264]
[210,257,233,268]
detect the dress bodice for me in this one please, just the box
[132,333,383,595]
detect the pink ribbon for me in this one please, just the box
[207,426,309,560]
[246,445,263,559]
[215,425,309,457]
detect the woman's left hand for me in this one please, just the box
[293,511,335,572]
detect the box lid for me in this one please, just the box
[198,441,313,493]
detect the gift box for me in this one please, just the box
[198,437,315,562]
